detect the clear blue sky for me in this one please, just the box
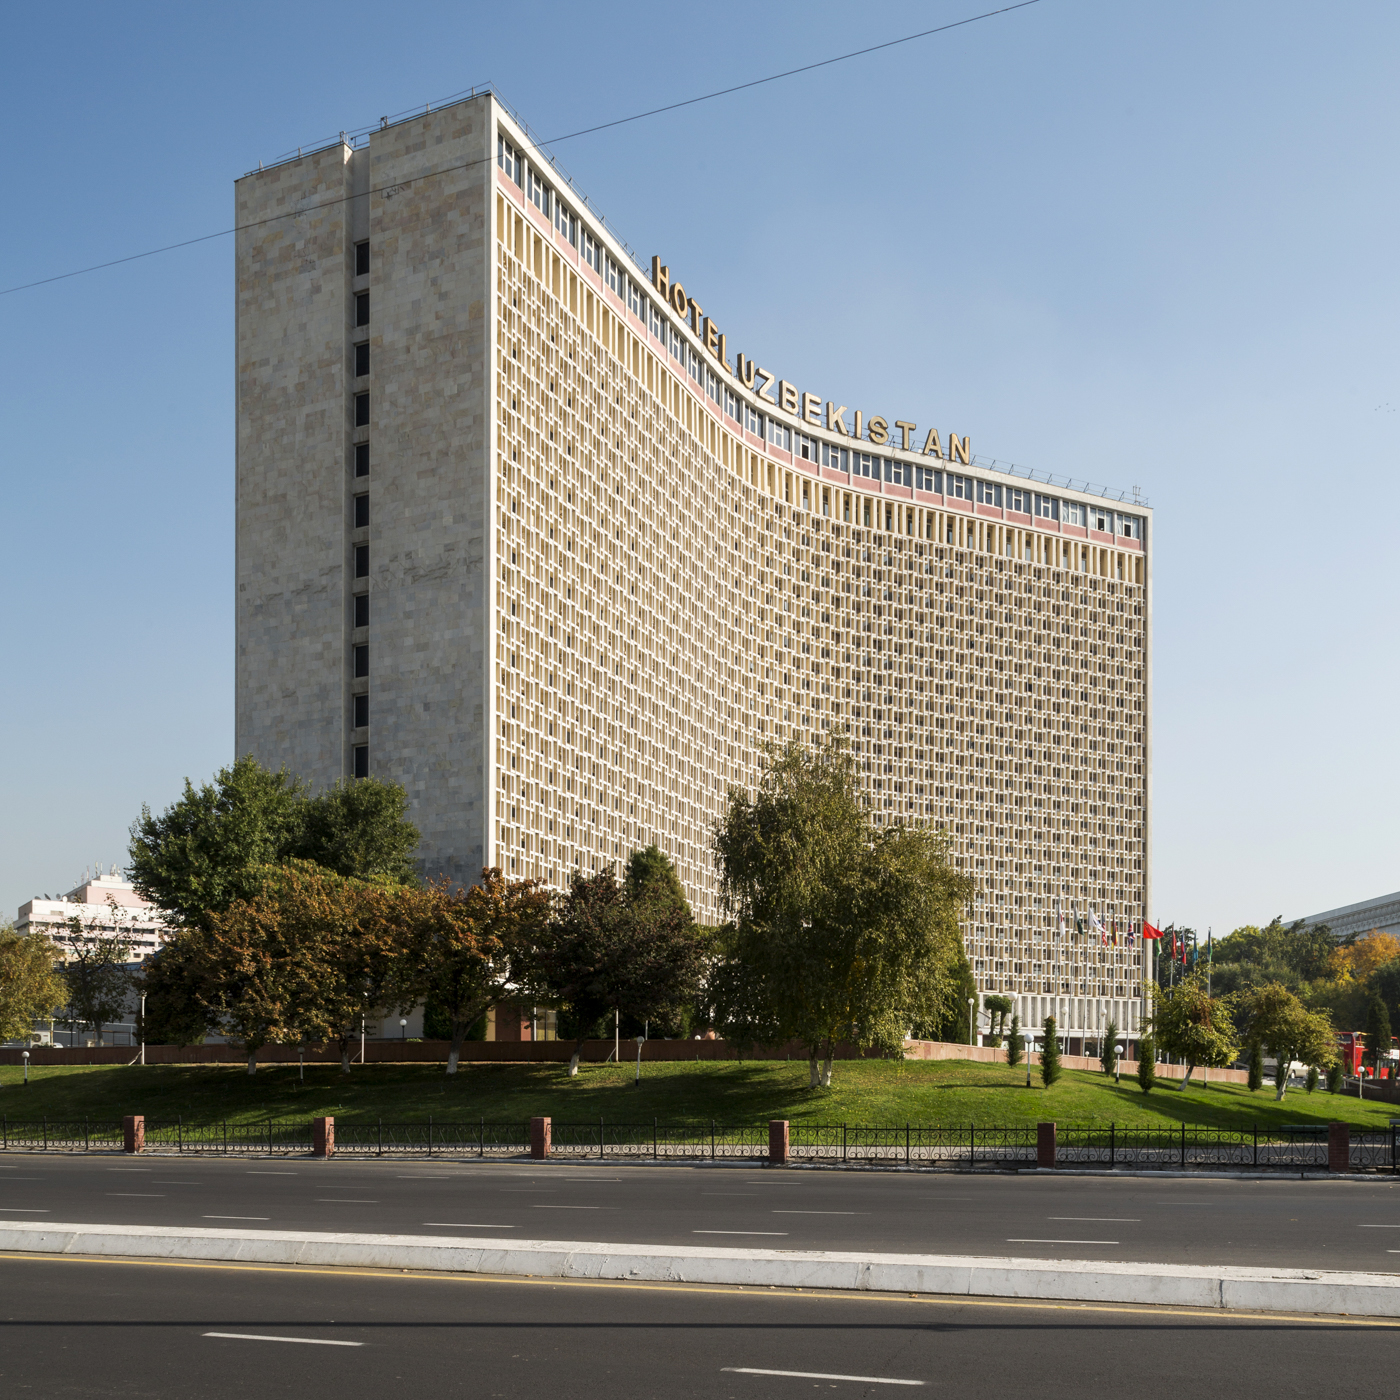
[3,1,1397,933]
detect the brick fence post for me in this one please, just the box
[1037,1121,1057,1169]
[123,1115,144,1155]
[1328,1120,1350,1173]
[312,1116,335,1159]
[768,1119,789,1166]
[530,1115,551,1160]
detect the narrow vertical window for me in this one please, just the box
[354,392,369,426]
[353,593,369,628]
[355,545,369,578]
[353,644,369,678]
[353,744,369,778]
[353,694,369,728]
[354,493,369,528]
[355,292,369,327]
[355,241,369,276]
[354,443,369,477]
[354,342,370,377]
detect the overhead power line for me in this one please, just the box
[0,2,1043,299]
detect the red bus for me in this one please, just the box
[1336,1031,1399,1079]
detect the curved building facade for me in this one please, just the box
[235,91,1152,1042]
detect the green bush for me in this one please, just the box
[1247,1042,1263,1092]
[1040,1016,1061,1088]
[1137,1033,1156,1095]
[1006,1013,1024,1067]
[1305,1064,1319,1093]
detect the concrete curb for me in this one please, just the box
[2,1221,1398,1317]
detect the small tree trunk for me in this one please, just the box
[821,1053,834,1088]
[447,1019,465,1076]
[568,1038,586,1077]
[1180,1061,1196,1089]
[808,1054,820,1089]
[246,1052,257,1076]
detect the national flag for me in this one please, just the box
[1142,920,1163,940]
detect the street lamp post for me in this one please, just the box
[399,1018,408,1041]
[635,1035,644,1087]
[22,1050,30,1086]
[969,997,976,1048]
[139,993,146,1067]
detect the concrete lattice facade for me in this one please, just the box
[236,93,1153,1040]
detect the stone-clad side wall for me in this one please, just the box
[235,98,493,885]
[364,101,492,886]
[235,143,355,787]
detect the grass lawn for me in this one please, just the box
[0,1057,1395,1132]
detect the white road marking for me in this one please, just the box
[108,1168,151,1172]
[203,1332,362,1347]
[1358,1224,1400,1228]
[694,1230,789,1236]
[723,1367,922,1386]
[155,1181,201,1185]
[316,1199,378,1203]
[423,1222,519,1228]
[773,1210,862,1215]
[1007,1238,1118,1245]
[0,1208,49,1212]
[107,1193,165,1197]
[1048,1217,1140,1222]
[247,1171,297,1176]
[204,1215,270,1221]
[533,1204,603,1209]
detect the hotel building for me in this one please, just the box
[235,92,1152,1041]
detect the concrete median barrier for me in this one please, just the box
[1,1221,1398,1317]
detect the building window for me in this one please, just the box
[355,292,369,327]
[355,545,369,578]
[355,342,369,377]
[527,165,551,218]
[820,442,849,473]
[353,693,369,729]
[355,443,369,477]
[355,241,369,277]
[605,258,622,296]
[582,230,601,273]
[744,403,761,436]
[354,644,369,678]
[497,134,522,186]
[354,593,369,628]
[767,418,791,453]
[553,198,576,247]
[354,393,369,427]
[353,744,369,778]
[354,493,369,529]
[1034,494,1058,521]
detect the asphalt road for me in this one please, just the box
[0,1252,1394,1400]
[1,1157,1399,1271]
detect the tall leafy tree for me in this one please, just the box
[983,993,1013,1048]
[1005,1013,1024,1068]
[137,939,212,1047]
[0,925,68,1043]
[1241,981,1336,1101]
[624,844,691,918]
[529,865,707,1077]
[128,757,420,929]
[1100,1018,1120,1076]
[711,738,972,1087]
[406,869,552,1074]
[1136,1033,1156,1094]
[1149,975,1239,1089]
[54,917,134,1046]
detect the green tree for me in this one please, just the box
[712,738,972,1087]
[1149,975,1239,1089]
[1100,1018,1119,1076]
[983,993,1013,1048]
[1137,1032,1156,1094]
[137,939,211,1047]
[1241,981,1336,1101]
[54,917,134,1046]
[1006,1012,1024,1068]
[408,869,552,1074]
[293,777,420,884]
[624,844,691,918]
[128,757,420,929]
[530,864,707,1077]
[1247,1040,1263,1092]
[0,925,68,1043]
[1040,1015,1061,1087]
[1364,992,1393,1081]
[1327,1062,1344,1093]
[1305,1064,1319,1093]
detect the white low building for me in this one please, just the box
[15,865,172,964]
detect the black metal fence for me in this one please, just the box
[0,1116,1394,1170]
